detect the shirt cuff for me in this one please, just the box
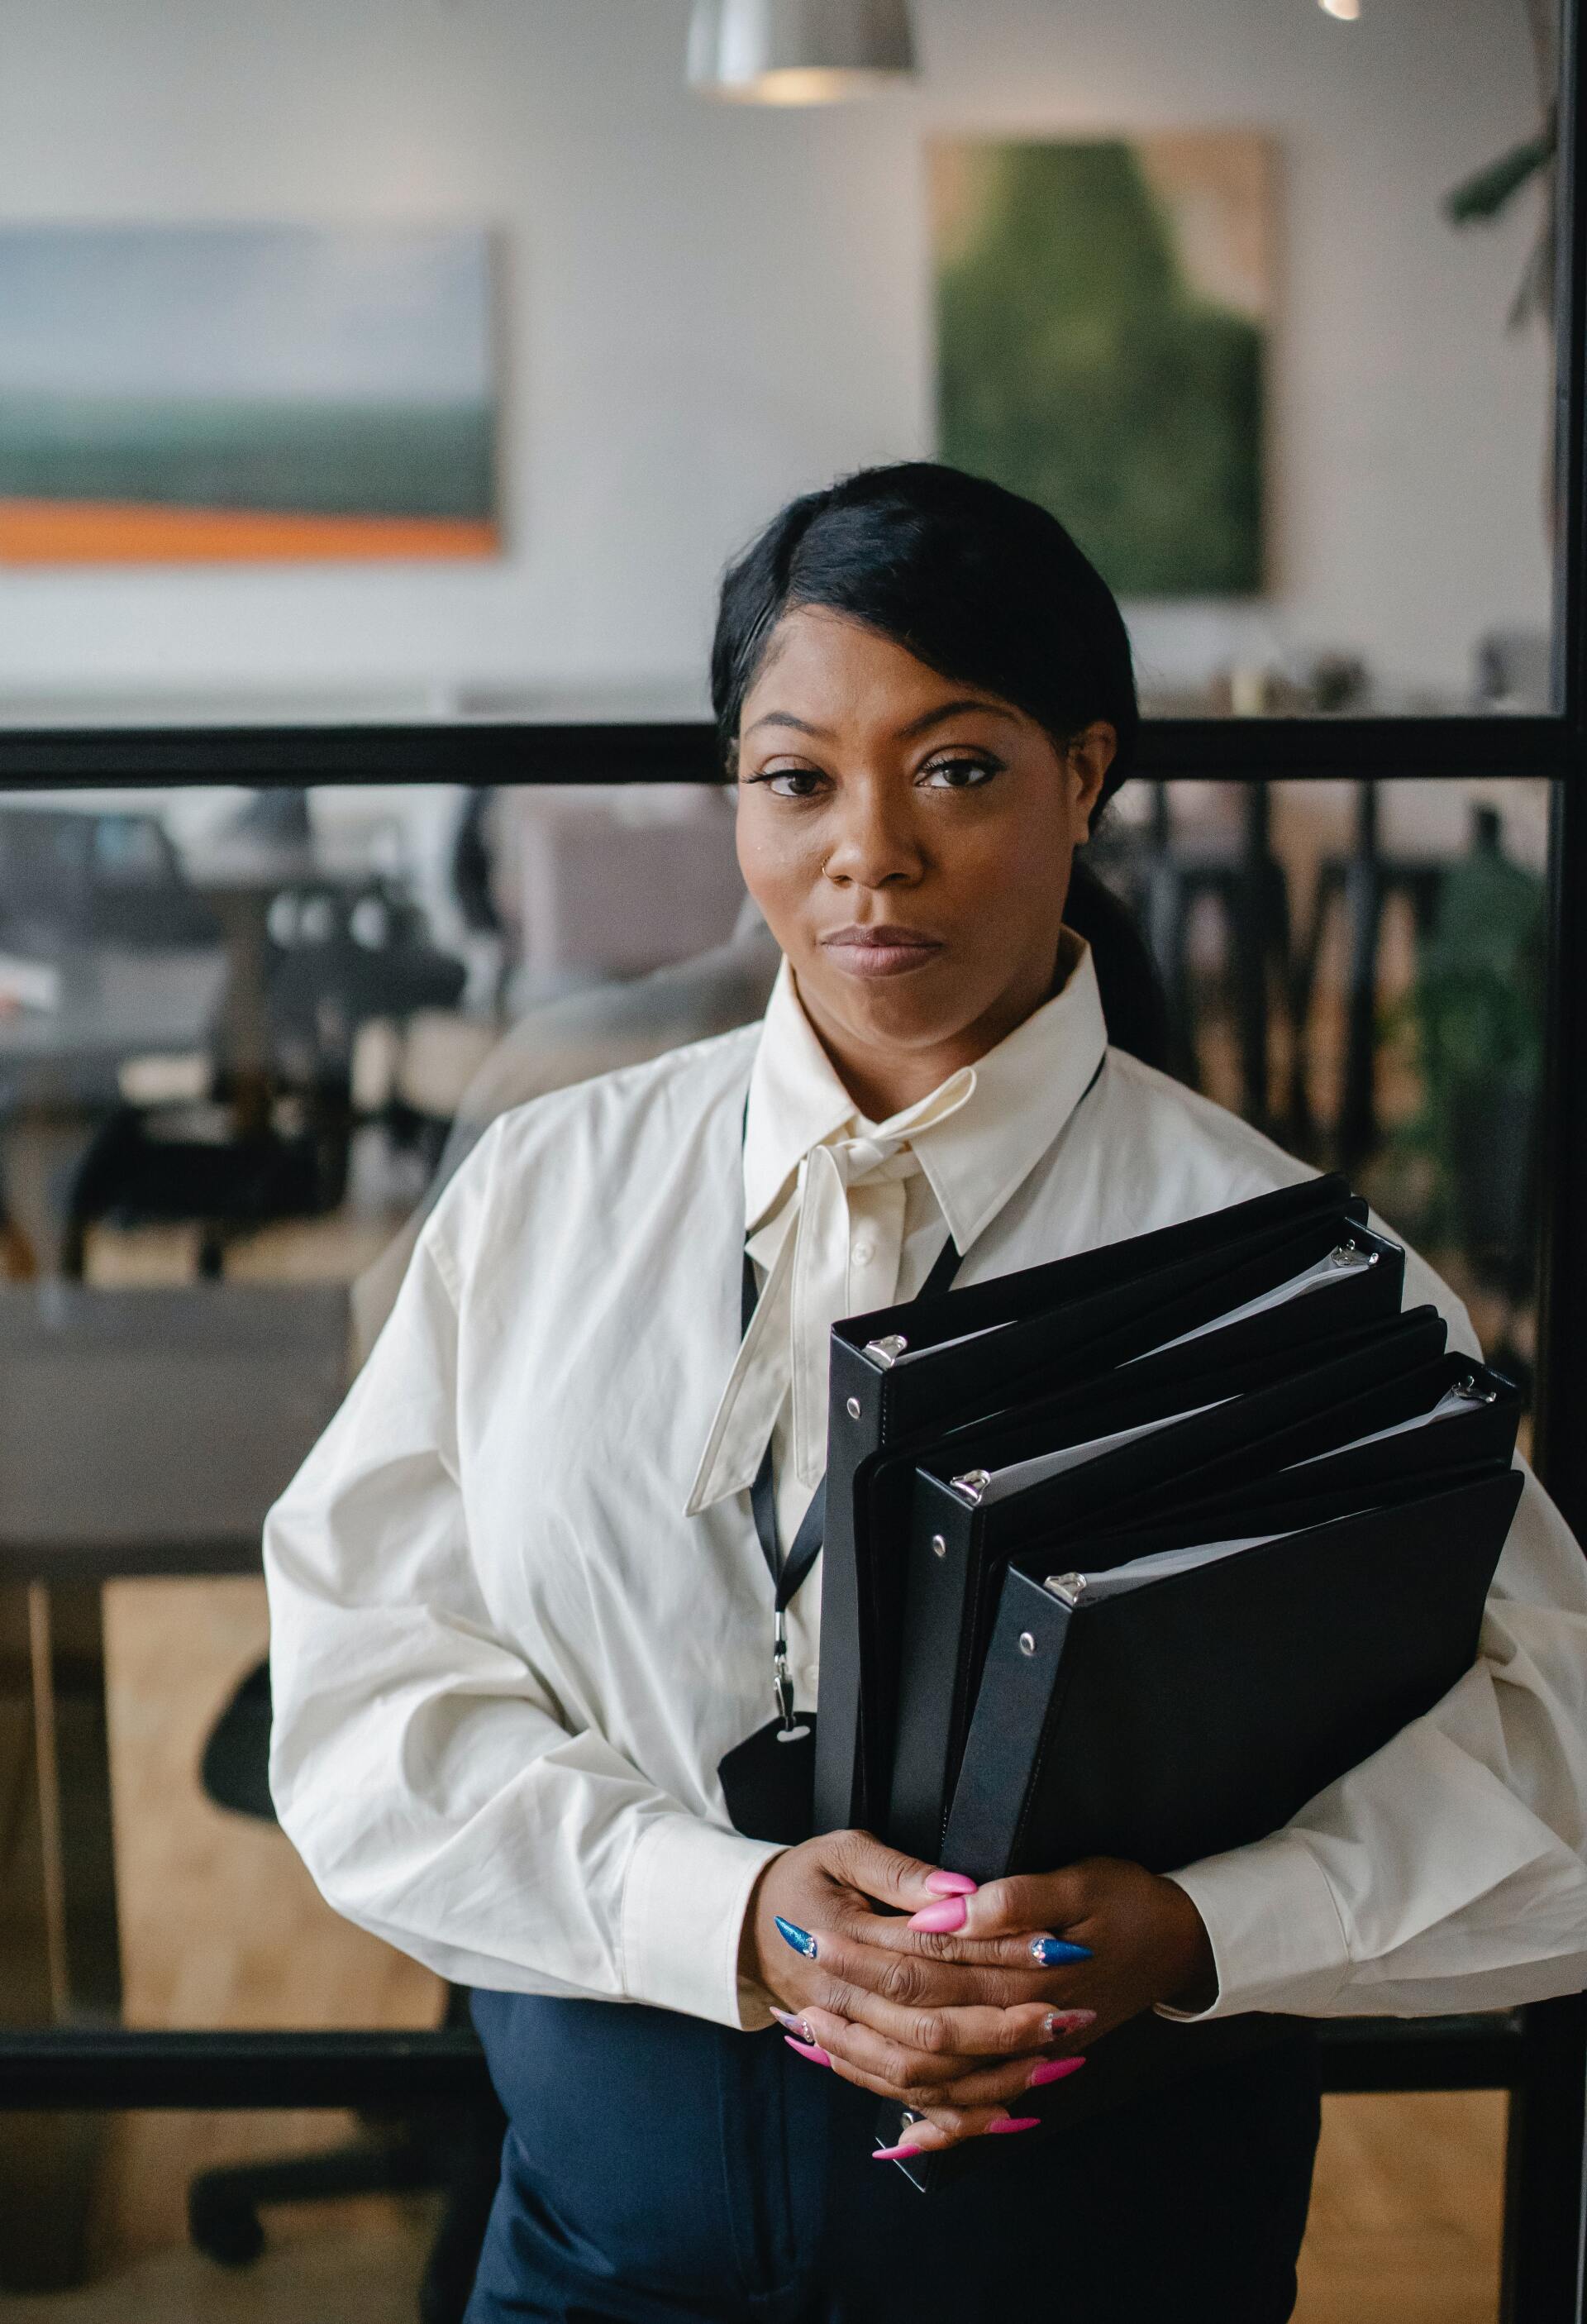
[1156,1833,1352,2021]
[622,1813,786,2030]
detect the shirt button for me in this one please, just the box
[853,1240,876,1265]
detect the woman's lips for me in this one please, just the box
[818,925,946,978]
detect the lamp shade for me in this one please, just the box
[688,0,917,103]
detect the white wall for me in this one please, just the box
[0,0,1554,713]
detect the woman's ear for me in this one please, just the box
[1066,723,1117,842]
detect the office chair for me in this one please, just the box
[60,880,467,1279]
[1093,783,1291,1128]
[60,1104,335,1280]
[191,1662,504,2324]
[1286,781,1454,1165]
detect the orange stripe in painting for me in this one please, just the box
[0,499,498,565]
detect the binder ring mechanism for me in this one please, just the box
[1046,1573,1087,1607]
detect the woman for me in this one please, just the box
[265,464,1587,2323]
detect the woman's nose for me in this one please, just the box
[822,785,923,890]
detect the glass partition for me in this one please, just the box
[0,772,1537,2312]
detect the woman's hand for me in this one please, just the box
[747,1842,1216,2155]
[746,1831,1062,2131]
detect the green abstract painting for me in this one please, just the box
[932,135,1274,598]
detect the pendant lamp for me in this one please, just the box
[688,0,917,104]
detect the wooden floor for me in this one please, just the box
[1297,2092,1506,2323]
[100,1576,441,2269]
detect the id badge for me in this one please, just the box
[717,1714,818,1845]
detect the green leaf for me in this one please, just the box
[1444,130,1556,225]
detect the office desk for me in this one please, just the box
[0,946,227,1110]
[181,837,397,1102]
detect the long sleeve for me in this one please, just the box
[1166,1457,1587,2018]
[264,1203,783,2031]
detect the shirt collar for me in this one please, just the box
[743,928,1109,1253]
[743,960,859,1232]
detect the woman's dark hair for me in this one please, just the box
[712,461,1166,1069]
[712,461,1137,806]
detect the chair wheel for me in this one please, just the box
[189,2183,266,2267]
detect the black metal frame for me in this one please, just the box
[0,2017,1532,2112]
[2,3,1586,2315]
[0,713,1570,791]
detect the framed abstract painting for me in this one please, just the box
[932,134,1275,598]
[0,224,499,565]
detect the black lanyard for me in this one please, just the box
[741,1228,962,1735]
[736,1049,1105,1742]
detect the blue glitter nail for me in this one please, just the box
[1030,1935,1092,1966]
[774,1916,818,1959]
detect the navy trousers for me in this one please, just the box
[465,1991,1320,2324]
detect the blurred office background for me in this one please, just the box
[0,0,1561,2318]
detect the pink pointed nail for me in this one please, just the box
[908,1897,968,1934]
[986,2115,1041,2135]
[924,1871,978,1897]
[784,2035,832,2068]
[872,2140,922,2160]
[1028,2056,1087,2089]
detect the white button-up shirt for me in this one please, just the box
[265,938,1587,2034]
[686,939,1112,1654]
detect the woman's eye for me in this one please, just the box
[755,768,827,799]
[919,756,999,790]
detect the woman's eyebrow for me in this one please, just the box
[744,698,1017,742]
[896,699,1019,739]
[744,710,832,738]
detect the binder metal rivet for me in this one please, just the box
[846,1396,862,1420]
[1018,1630,1037,1656]
[951,1467,992,1506]
[1456,1374,1499,1402]
[931,1534,946,1558]
[863,1334,909,1367]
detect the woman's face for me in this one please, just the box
[734,606,1114,1114]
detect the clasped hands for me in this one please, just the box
[745,1830,1215,2155]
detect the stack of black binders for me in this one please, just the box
[811,1175,1523,2190]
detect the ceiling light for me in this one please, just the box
[688,0,917,104]
[1318,0,1361,19]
